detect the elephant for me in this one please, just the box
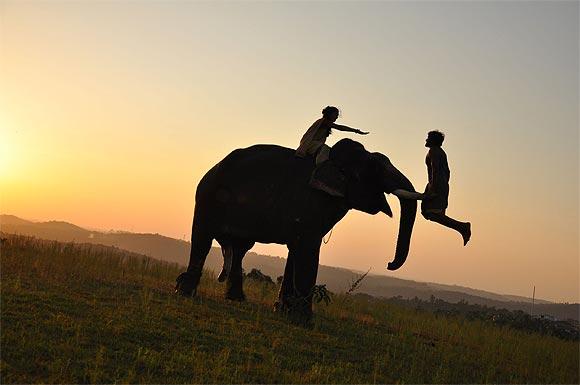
[175,138,417,319]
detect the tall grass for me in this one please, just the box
[1,234,578,383]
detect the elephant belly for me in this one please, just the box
[212,185,310,244]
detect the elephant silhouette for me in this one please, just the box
[176,139,417,320]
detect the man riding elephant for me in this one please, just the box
[176,135,421,321]
[295,106,369,164]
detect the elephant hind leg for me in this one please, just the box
[175,227,212,297]
[221,240,254,301]
[218,245,234,283]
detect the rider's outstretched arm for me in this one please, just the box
[331,123,369,135]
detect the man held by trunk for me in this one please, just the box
[421,130,471,246]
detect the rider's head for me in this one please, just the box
[426,130,445,147]
[322,106,340,122]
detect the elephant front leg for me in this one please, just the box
[276,239,321,323]
[275,254,295,312]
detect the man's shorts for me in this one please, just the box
[421,184,449,215]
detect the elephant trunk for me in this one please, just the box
[378,156,417,270]
[388,195,417,270]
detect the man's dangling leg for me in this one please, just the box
[423,210,471,245]
[309,144,344,197]
[315,144,331,165]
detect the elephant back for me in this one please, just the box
[206,144,317,214]
[217,144,314,183]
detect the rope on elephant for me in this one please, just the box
[323,228,333,244]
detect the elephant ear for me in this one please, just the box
[330,139,392,215]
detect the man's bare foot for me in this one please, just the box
[462,222,471,246]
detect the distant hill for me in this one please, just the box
[0,215,190,265]
[1,214,577,321]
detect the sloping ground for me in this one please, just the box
[0,235,577,384]
[2,215,578,322]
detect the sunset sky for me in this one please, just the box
[1,1,578,302]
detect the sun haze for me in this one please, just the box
[1,2,578,302]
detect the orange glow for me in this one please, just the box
[1,1,577,302]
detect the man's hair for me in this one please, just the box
[428,130,445,146]
[322,106,340,118]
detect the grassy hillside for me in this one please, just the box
[1,235,577,383]
[5,214,578,324]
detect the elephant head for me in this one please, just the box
[330,139,417,270]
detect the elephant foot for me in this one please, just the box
[225,289,246,302]
[225,273,245,301]
[273,297,313,326]
[175,271,199,297]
